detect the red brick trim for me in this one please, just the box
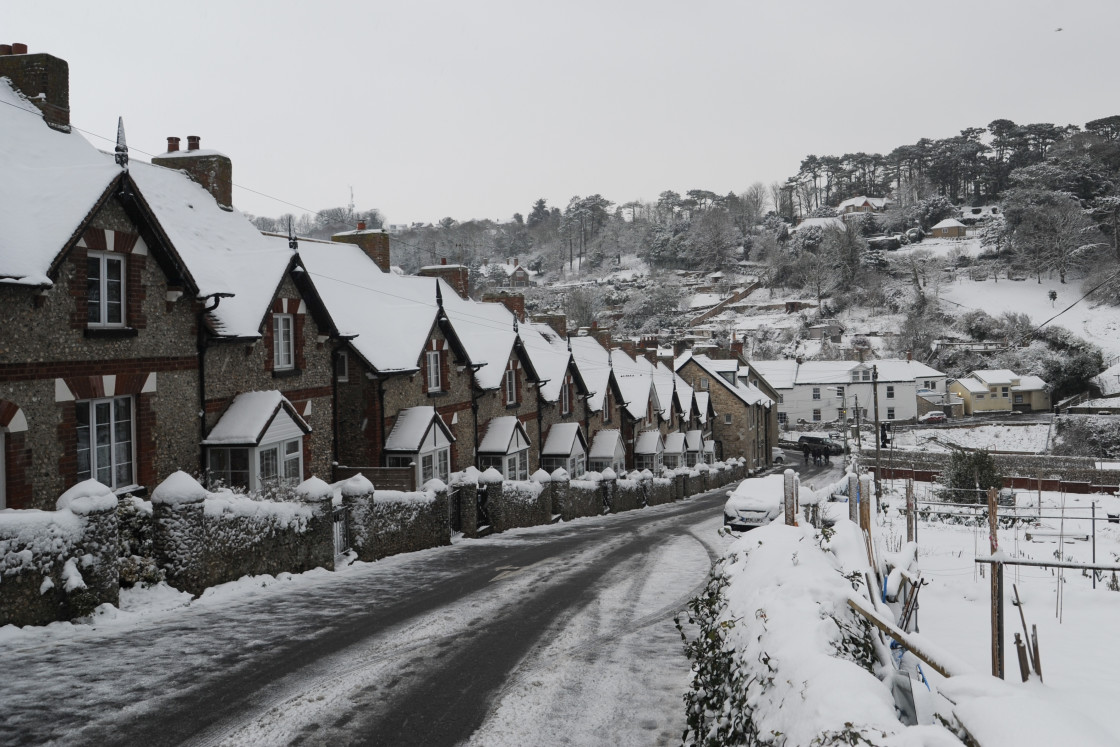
[82,227,107,251]
[0,400,19,428]
[3,430,32,509]
[0,356,196,383]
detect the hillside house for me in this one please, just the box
[950,370,1050,414]
[929,218,967,239]
[751,358,947,426]
[836,196,891,214]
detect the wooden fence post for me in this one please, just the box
[848,472,859,524]
[784,469,797,526]
[906,479,915,543]
[988,486,1004,679]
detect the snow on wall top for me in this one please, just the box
[569,336,612,412]
[0,78,122,285]
[202,390,308,445]
[130,161,293,338]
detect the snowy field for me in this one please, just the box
[884,482,1120,739]
[892,423,1052,454]
[940,276,1120,359]
[894,236,983,259]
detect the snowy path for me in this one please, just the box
[1,490,732,746]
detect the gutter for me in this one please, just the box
[197,293,233,476]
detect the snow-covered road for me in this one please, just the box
[2,490,735,746]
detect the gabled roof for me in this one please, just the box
[542,422,587,457]
[383,406,455,452]
[665,431,687,454]
[521,322,580,402]
[683,355,773,407]
[953,378,989,394]
[931,218,965,230]
[589,429,625,460]
[748,360,798,390]
[478,416,531,454]
[570,335,614,412]
[611,350,657,421]
[971,369,1017,386]
[201,391,310,446]
[837,195,890,211]
[634,430,664,455]
[695,392,711,423]
[1012,375,1048,392]
[0,79,122,286]
[685,429,705,452]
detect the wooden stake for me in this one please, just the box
[848,472,859,524]
[1031,624,1043,682]
[1013,584,1037,675]
[847,597,957,678]
[906,479,915,543]
[988,486,1004,679]
[1015,633,1030,682]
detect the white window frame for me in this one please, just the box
[77,396,135,490]
[812,409,821,422]
[812,387,821,400]
[724,413,732,424]
[426,350,442,392]
[208,446,251,489]
[886,385,895,399]
[1002,386,1009,398]
[87,251,126,327]
[862,370,871,381]
[257,437,303,490]
[560,377,570,414]
[836,386,845,398]
[777,411,787,424]
[505,367,517,405]
[699,377,709,390]
[337,351,349,382]
[273,314,295,370]
[887,407,896,420]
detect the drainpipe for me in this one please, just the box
[196,293,232,476]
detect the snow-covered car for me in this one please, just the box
[771,447,785,464]
[724,474,784,531]
[918,412,946,424]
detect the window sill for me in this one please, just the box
[85,327,138,339]
[272,367,302,379]
[115,484,148,498]
[427,390,448,398]
[505,403,520,410]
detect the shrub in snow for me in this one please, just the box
[939,449,1003,504]
[295,476,333,503]
[479,467,504,484]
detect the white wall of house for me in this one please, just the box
[776,376,947,425]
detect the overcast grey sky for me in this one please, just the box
[8,1,1119,225]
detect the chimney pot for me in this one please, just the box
[513,257,519,267]
[0,45,12,56]
[357,219,366,231]
[441,257,447,265]
[166,136,180,153]
[187,135,200,151]
[12,43,28,55]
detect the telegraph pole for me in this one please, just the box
[872,364,882,498]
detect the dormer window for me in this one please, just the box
[426,350,442,392]
[560,376,571,414]
[87,252,125,327]
[505,365,518,405]
[273,314,294,370]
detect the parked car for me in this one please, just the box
[723,474,784,531]
[771,447,785,464]
[918,412,947,424]
[797,435,844,455]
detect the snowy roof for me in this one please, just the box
[748,360,798,390]
[634,430,663,455]
[541,422,586,457]
[569,335,613,412]
[132,163,294,337]
[791,217,845,233]
[383,406,454,452]
[298,240,522,388]
[665,431,686,454]
[1012,375,1048,392]
[1091,362,1120,397]
[953,377,989,394]
[836,195,889,211]
[685,355,772,407]
[478,416,531,454]
[0,79,122,286]
[589,429,624,460]
[688,293,723,310]
[611,350,656,421]
[520,322,574,402]
[931,218,965,230]
[862,359,946,382]
[201,391,310,445]
[685,429,705,452]
[652,362,678,420]
[971,369,1017,386]
[694,391,711,423]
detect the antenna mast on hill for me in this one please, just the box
[348,186,355,220]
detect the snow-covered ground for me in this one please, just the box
[893,235,983,259]
[892,423,1052,454]
[940,276,1120,359]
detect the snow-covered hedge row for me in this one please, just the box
[343,475,451,561]
[151,472,333,596]
[487,479,550,532]
[678,521,953,746]
[0,480,120,626]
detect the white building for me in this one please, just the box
[750,359,947,426]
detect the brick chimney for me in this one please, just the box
[152,135,233,208]
[530,313,567,338]
[332,222,391,273]
[589,321,612,350]
[0,44,71,131]
[419,259,470,299]
[482,292,525,322]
